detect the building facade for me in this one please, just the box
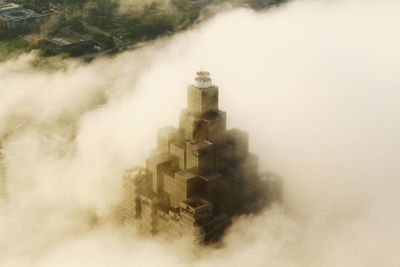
[42,36,96,54]
[122,71,281,243]
[0,3,50,33]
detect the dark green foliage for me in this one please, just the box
[92,33,114,49]
[46,16,68,36]
[20,0,51,12]
[0,38,32,61]
[67,45,95,57]
[248,0,287,10]
[3,0,289,59]
[124,9,175,41]
[70,17,86,33]
[63,0,87,8]
[86,0,118,29]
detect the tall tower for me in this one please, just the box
[122,72,281,243]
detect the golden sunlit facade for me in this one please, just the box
[122,71,281,243]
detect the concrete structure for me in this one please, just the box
[122,71,281,243]
[0,3,50,33]
[42,36,96,54]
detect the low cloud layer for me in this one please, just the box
[1,0,400,266]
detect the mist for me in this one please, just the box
[1,0,400,266]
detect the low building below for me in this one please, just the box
[42,36,97,54]
[0,3,50,33]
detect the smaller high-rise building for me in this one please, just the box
[122,71,282,243]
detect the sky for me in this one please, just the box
[1,0,400,266]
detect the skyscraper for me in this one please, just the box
[122,71,281,243]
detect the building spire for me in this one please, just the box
[196,70,210,77]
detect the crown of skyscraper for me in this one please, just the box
[195,71,212,89]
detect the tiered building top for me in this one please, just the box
[122,72,281,243]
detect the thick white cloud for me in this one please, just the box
[1,0,400,266]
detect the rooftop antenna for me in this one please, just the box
[196,67,211,78]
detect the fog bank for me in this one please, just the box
[1,0,400,266]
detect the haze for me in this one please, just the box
[0,0,399,266]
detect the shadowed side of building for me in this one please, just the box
[121,71,282,244]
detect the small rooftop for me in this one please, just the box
[187,140,213,151]
[200,172,222,182]
[124,166,146,177]
[47,36,90,46]
[194,70,212,89]
[181,197,211,209]
[0,4,47,22]
[175,170,198,181]
[0,3,20,13]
